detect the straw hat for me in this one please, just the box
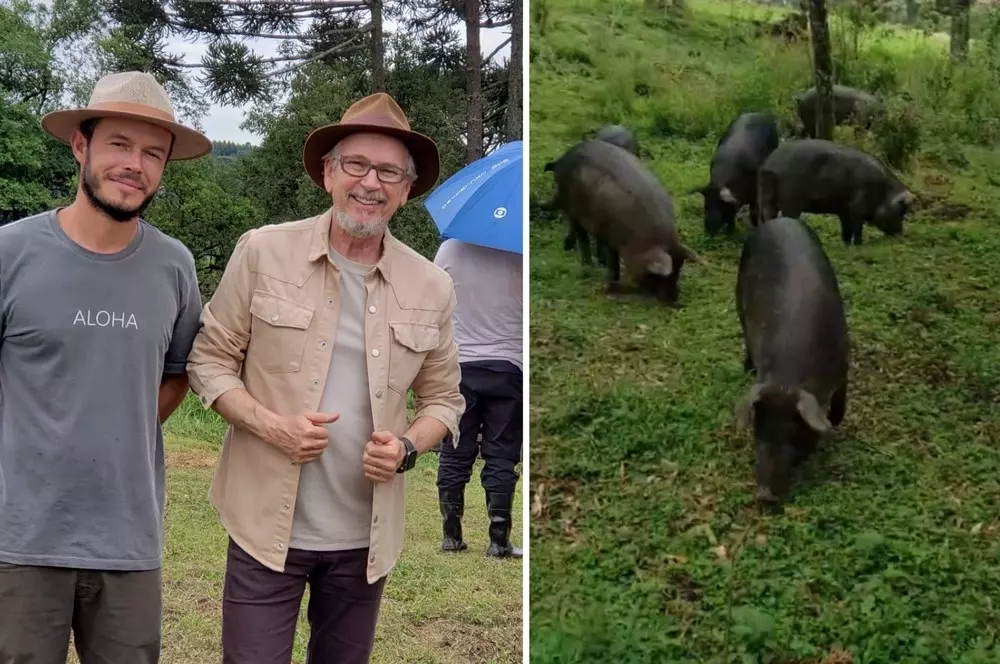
[40,71,213,161]
[302,92,440,199]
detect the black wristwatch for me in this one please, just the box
[396,436,418,473]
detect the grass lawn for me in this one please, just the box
[66,394,524,664]
[528,0,1000,662]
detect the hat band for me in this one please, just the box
[343,112,410,131]
[86,100,176,124]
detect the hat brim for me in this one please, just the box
[302,123,440,199]
[40,108,213,161]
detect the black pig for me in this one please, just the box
[690,112,780,236]
[735,216,849,504]
[545,139,698,304]
[793,85,884,138]
[757,138,914,245]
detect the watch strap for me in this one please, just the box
[397,436,418,473]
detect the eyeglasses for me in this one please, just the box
[333,154,410,184]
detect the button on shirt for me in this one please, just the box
[185,208,464,582]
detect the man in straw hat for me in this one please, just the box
[186,91,465,662]
[0,71,211,662]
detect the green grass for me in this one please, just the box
[65,393,523,664]
[528,1,1000,662]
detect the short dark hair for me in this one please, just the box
[77,117,177,161]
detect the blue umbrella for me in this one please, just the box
[422,140,522,254]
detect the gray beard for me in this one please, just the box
[336,208,387,239]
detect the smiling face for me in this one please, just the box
[71,116,174,223]
[323,132,414,240]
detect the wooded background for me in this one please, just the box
[0,0,523,297]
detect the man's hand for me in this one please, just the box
[265,411,339,464]
[363,431,405,483]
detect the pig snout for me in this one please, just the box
[755,486,780,504]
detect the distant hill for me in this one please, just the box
[211,140,257,159]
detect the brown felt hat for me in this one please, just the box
[302,92,440,199]
[40,71,212,161]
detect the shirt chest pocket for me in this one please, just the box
[387,321,440,395]
[248,290,315,374]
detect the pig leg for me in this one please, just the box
[851,219,865,246]
[595,238,611,267]
[748,195,759,228]
[828,383,846,426]
[570,219,593,266]
[563,229,576,251]
[838,214,853,245]
[756,172,780,223]
[603,248,624,294]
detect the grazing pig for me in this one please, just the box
[757,138,914,245]
[559,125,641,262]
[735,216,849,505]
[793,85,884,138]
[542,157,612,268]
[545,139,698,304]
[690,112,780,236]
[595,124,640,157]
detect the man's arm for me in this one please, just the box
[401,415,449,454]
[185,231,256,410]
[160,249,205,423]
[159,374,190,423]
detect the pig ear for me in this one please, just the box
[735,383,765,428]
[645,249,674,277]
[796,390,831,433]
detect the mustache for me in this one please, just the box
[350,190,386,203]
[107,171,146,191]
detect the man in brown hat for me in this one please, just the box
[0,71,211,662]
[186,91,465,662]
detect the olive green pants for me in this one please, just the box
[0,561,161,664]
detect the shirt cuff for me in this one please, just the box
[413,403,460,445]
[191,373,246,409]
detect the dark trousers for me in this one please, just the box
[0,561,161,664]
[437,360,522,494]
[222,537,387,664]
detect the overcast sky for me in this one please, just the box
[167,22,512,145]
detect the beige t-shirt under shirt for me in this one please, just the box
[289,246,375,551]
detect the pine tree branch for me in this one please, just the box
[482,78,506,94]
[166,20,303,39]
[263,29,368,77]
[480,18,512,28]
[483,35,511,63]
[180,0,368,9]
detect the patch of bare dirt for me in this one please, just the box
[420,617,520,664]
[166,446,218,469]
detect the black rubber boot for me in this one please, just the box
[439,488,467,552]
[485,491,523,559]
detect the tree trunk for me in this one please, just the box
[809,0,834,140]
[504,0,522,142]
[465,0,484,161]
[370,0,385,91]
[905,0,918,24]
[950,0,970,62]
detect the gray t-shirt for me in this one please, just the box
[433,239,523,370]
[289,246,375,551]
[0,209,203,571]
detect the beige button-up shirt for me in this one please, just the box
[185,207,464,583]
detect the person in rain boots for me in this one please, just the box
[432,238,523,558]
